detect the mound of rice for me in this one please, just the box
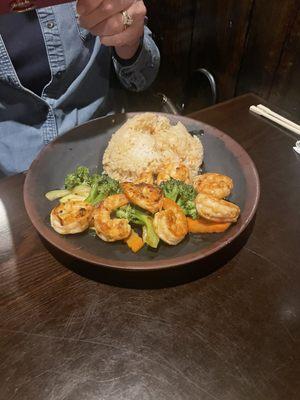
[102,113,203,182]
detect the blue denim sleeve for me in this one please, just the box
[112,26,160,92]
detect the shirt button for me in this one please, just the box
[55,71,63,79]
[47,21,55,29]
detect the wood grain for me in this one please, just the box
[269,5,300,118]
[145,0,299,116]
[236,0,299,98]
[146,0,196,102]
[191,0,253,100]
[0,95,300,399]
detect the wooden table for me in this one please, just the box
[0,94,299,400]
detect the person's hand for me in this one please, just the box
[77,0,147,60]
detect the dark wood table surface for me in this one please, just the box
[0,93,299,400]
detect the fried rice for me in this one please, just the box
[102,113,203,182]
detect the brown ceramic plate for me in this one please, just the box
[24,113,260,271]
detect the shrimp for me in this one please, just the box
[156,163,191,185]
[193,173,233,199]
[50,200,94,234]
[121,182,163,214]
[195,192,240,223]
[93,194,131,242]
[153,198,188,245]
[134,171,154,185]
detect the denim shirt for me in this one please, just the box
[0,2,160,176]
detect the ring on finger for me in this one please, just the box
[121,10,134,30]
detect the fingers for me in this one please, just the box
[76,0,105,16]
[77,0,147,50]
[86,12,124,37]
[99,1,146,47]
[78,0,134,29]
[100,24,143,47]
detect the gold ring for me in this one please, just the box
[121,10,134,30]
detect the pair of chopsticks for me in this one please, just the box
[250,104,300,136]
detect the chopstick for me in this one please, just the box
[250,104,300,136]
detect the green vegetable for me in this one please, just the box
[89,173,106,186]
[64,166,91,189]
[45,189,71,201]
[178,199,198,219]
[63,166,121,205]
[45,185,90,202]
[160,178,198,219]
[85,175,121,206]
[72,184,91,197]
[59,194,86,203]
[116,205,159,248]
[85,182,99,205]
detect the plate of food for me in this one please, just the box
[23,112,260,270]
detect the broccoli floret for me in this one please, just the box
[159,179,180,202]
[178,199,198,219]
[116,205,159,248]
[64,167,121,204]
[160,178,198,219]
[85,182,99,205]
[64,166,91,189]
[100,174,122,195]
[89,173,105,186]
[85,175,121,206]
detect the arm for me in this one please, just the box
[77,0,160,91]
[112,26,160,92]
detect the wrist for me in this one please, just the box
[114,39,141,60]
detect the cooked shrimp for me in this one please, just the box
[134,171,154,185]
[156,163,191,185]
[195,193,240,223]
[153,198,188,245]
[121,182,163,214]
[50,200,94,234]
[193,173,233,199]
[93,194,131,242]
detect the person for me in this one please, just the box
[0,0,160,176]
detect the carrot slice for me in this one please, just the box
[187,217,231,233]
[125,230,144,253]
